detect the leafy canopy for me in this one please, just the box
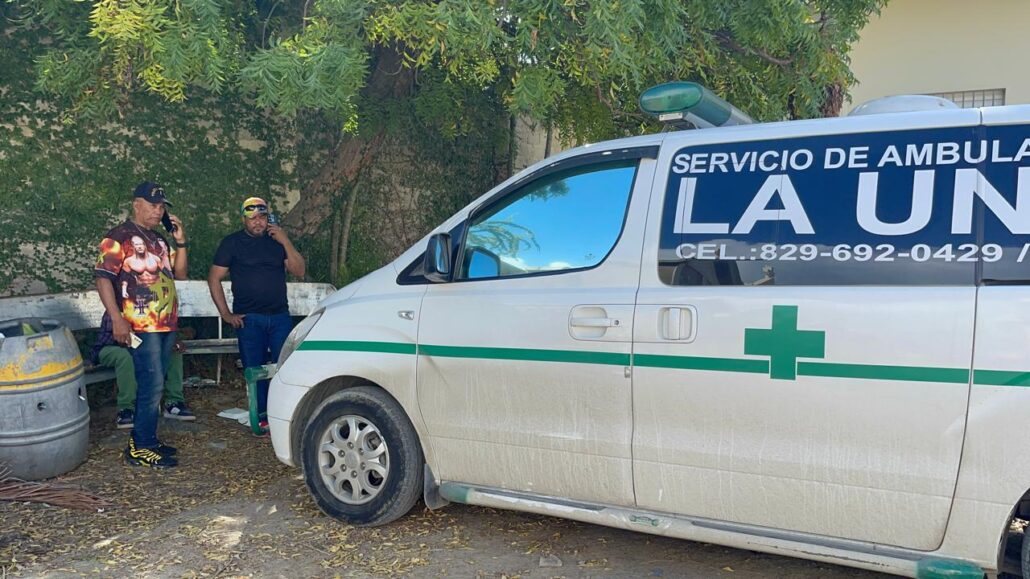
[13,0,885,139]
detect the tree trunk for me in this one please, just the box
[329,200,342,281]
[820,82,845,117]
[507,114,516,177]
[337,187,358,280]
[285,45,413,238]
[544,121,553,158]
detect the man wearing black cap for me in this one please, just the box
[95,182,188,468]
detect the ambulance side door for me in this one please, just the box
[417,147,658,505]
[960,110,1030,541]
[632,112,979,550]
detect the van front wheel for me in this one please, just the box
[301,386,424,526]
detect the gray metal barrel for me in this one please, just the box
[0,318,90,480]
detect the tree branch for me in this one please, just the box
[594,86,651,123]
[261,0,282,49]
[713,31,793,67]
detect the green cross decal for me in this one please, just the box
[744,305,825,380]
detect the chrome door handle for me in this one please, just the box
[664,308,683,339]
[569,305,631,342]
[571,317,621,328]
[659,306,696,341]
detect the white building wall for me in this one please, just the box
[847,0,1030,111]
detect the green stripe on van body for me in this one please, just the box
[296,340,1026,387]
[419,344,630,366]
[635,356,971,384]
[298,340,417,355]
[297,341,629,366]
[972,369,1030,387]
[634,353,769,374]
[798,362,970,384]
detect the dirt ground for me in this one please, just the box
[1,379,892,579]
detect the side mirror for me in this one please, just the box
[424,233,452,283]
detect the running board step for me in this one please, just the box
[437,482,983,579]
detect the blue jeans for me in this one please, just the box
[237,312,292,415]
[130,331,176,449]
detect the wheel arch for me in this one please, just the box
[291,376,377,466]
[996,489,1030,576]
[289,375,424,471]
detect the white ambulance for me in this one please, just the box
[269,83,1030,578]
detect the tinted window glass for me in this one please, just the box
[659,127,985,286]
[980,123,1030,284]
[459,160,637,280]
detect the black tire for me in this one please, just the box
[1022,525,1030,579]
[301,386,424,526]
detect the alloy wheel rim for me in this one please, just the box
[317,414,390,505]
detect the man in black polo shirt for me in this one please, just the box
[208,197,306,432]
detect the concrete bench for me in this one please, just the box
[0,280,335,385]
[84,366,117,384]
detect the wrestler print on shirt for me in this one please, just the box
[95,223,179,333]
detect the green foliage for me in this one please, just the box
[13,0,884,128]
[0,22,318,294]
[24,0,239,114]
[2,0,885,294]
[364,0,886,138]
[241,16,367,120]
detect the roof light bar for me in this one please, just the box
[639,82,753,129]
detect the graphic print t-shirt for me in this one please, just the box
[94,221,179,333]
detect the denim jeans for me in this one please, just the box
[236,312,292,415]
[98,346,185,411]
[130,331,176,448]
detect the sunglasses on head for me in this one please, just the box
[242,204,268,217]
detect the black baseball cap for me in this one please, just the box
[132,181,173,207]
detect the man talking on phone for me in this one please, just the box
[95,181,188,468]
[208,197,305,434]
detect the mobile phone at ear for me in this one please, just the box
[161,212,177,233]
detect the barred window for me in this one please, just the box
[927,88,1005,108]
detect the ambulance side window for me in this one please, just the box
[659,129,981,286]
[980,124,1030,284]
[457,160,637,281]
